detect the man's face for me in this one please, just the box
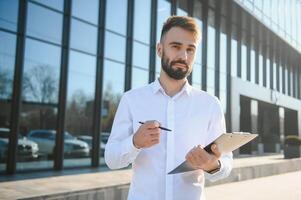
[158,27,198,80]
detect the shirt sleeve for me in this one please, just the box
[204,97,233,182]
[104,94,141,169]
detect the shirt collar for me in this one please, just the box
[151,78,192,96]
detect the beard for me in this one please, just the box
[161,51,191,80]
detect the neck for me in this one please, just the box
[158,71,187,97]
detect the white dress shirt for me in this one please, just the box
[105,79,233,200]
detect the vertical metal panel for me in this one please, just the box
[149,0,158,83]
[171,0,177,15]
[214,0,221,98]
[7,0,28,175]
[246,16,251,82]
[124,0,134,92]
[55,0,72,170]
[201,0,208,91]
[92,0,106,167]
[254,23,259,84]
[236,8,242,78]
[226,1,232,132]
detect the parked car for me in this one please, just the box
[77,135,106,156]
[0,128,39,162]
[27,130,89,158]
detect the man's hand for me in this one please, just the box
[185,144,221,172]
[133,121,161,149]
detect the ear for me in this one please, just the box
[156,43,162,58]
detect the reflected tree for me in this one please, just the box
[0,69,12,99]
[23,65,58,103]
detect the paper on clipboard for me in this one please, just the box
[168,132,258,174]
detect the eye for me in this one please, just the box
[171,45,180,50]
[187,48,195,54]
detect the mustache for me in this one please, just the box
[170,60,188,68]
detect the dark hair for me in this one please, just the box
[160,15,201,41]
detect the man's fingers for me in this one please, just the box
[144,120,160,128]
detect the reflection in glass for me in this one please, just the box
[104,31,126,62]
[22,39,61,103]
[32,0,63,11]
[279,65,283,93]
[259,54,263,86]
[251,50,255,83]
[0,0,18,31]
[0,31,16,172]
[241,44,247,81]
[266,58,270,89]
[134,0,151,44]
[64,51,96,167]
[106,0,127,35]
[101,59,125,164]
[207,26,215,93]
[132,67,149,89]
[70,19,98,54]
[72,0,99,24]
[27,3,63,44]
[231,39,237,77]
[156,0,171,73]
[0,31,16,100]
[133,41,149,69]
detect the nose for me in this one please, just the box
[177,49,188,61]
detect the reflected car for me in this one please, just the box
[77,135,106,156]
[27,130,89,158]
[0,128,39,162]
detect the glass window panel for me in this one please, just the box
[220,33,227,73]
[156,0,171,73]
[22,38,61,103]
[273,62,277,90]
[64,51,96,167]
[133,42,149,69]
[32,0,63,11]
[279,65,283,93]
[70,19,98,54]
[192,63,202,87]
[134,0,151,44]
[132,67,149,89]
[72,0,99,24]
[231,39,237,77]
[219,90,227,114]
[259,54,263,86]
[105,0,127,35]
[207,87,214,96]
[18,39,61,171]
[101,59,125,165]
[18,105,58,171]
[207,68,215,90]
[241,44,247,80]
[104,31,126,62]
[207,26,215,69]
[251,50,255,83]
[26,3,63,44]
[0,31,16,100]
[266,58,270,89]
[0,31,16,171]
[220,72,227,91]
[0,0,19,31]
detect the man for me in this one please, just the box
[105,16,233,200]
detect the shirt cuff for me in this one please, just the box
[121,134,142,161]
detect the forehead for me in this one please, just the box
[162,27,198,46]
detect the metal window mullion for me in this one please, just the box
[91,0,106,167]
[201,0,208,91]
[246,17,251,82]
[54,0,72,170]
[124,0,134,92]
[149,0,157,83]
[236,9,242,78]
[7,0,28,175]
[171,0,177,15]
[187,0,194,85]
[255,26,259,84]
[214,1,221,98]
[226,1,233,132]
[276,44,280,92]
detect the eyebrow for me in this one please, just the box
[168,42,196,49]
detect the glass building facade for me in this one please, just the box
[0,0,300,175]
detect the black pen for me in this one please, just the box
[138,121,172,132]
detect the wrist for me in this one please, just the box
[206,160,221,174]
[132,134,142,149]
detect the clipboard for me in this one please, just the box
[168,132,258,174]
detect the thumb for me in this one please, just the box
[211,144,221,158]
